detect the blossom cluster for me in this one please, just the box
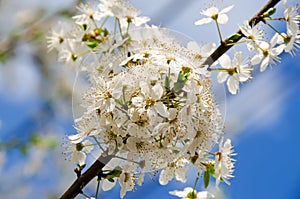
[42,0,287,198]
[195,2,299,95]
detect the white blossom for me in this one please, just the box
[284,5,299,34]
[169,187,215,199]
[250,33,285,72]
[72,3,103,26]
[159,158,189,185]
[217,52,252,95]
[64,140,94,165]
[215,138,236,188]
[194,5,234,26]
[239,20,264,51]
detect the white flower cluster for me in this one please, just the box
[48,0,237,198]
[195,2,299,95]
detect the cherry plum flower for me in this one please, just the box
[169,187,215,199]
[215,138,236,188]
[251,33,285,72]
[194,5,234,26]
[217,52,252,95]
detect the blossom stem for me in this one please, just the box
[192,172,200,193]
[116,17,124,39]
[215,20,223,42]
[95,178,100,199]
[113,154,141,165]
[265,22,286,39]
[100,16,109,28]
[91,18,98,28]
[113,18,117,41]
[91,136,107,155]
[264,17,285,21]
[208,68,236,73]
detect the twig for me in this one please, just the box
[60,155,112,199]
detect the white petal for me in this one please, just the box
[68,133,84,144]
[187,41,200,51]
[217,14,229,24]
[274,44,285,55]
[152,84,163,99]
[250,54,263,65]
[131,96,144,106]
[132,16,150,26]
[260,57,270,72]
[175,167,187,183]
[195,18,212,25]
[154,102,169,118]
[227,76,239,95]
[203,7,219,16]
[270,33,280,46]
[140,81,149,95]
[233,51,243,66]
[102,179,117,191]
[217,72,229,83]
[221,5,234,14]
[219,54,231,68]
[159,168,174,185]
[201,42,216,55]
[72,151,86,165]
[82,140,94,153]
[197,191,215,199]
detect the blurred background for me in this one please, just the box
[0,0,299,198]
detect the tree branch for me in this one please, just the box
[60,155,112,199]
[59,0,281,198]
[202,0,281,67]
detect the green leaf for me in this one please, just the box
[173,66,191,93]
[164,68,171,89]
[262,7,276,17]
[104,168,122,182]
[204,170,210,189]
[87,40,100,49]
[225,33,242,43]
[108,178,115,183]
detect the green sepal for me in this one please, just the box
[204,170,210,189]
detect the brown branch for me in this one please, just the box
[202,0,281,67]
[59,0,281,198]
[60,155,112,199]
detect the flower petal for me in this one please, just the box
[217,14,229,24]
[154,102,169,118]
[195,18,212,25]
[260,57,270,72]
[250,54,263,65]
[102,179,117,191]
[221,5,234,14]
[159,168,174,185]
[227,76,239,95]
[217,72,229,83]
[219,54,231,68]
